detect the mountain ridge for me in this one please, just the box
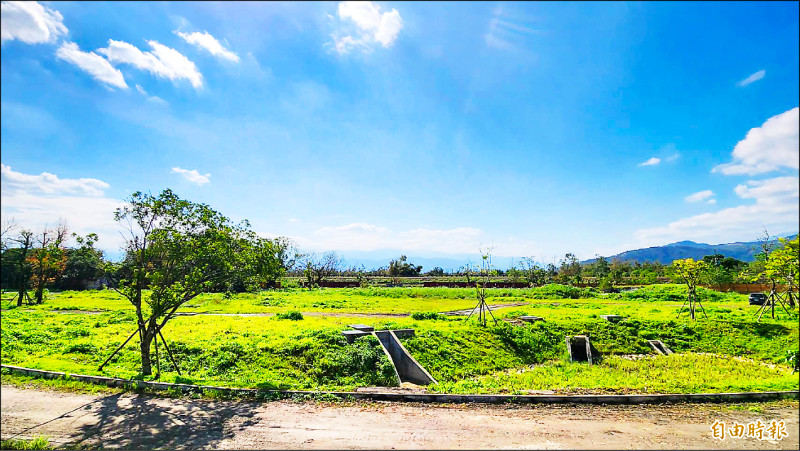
[586,233,798,265]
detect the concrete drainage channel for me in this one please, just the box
[1,364,798,405]
[343,325,437,386]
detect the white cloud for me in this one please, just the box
[639,157,661,166]
[634,176,799,246]
[685,190,715,203]
[327,1,403,54]
[713,107,799,176]
[734,176,798,204]
[289,222,540,256]
[1,1,67,44]
[0,164,124,252]
[1,163,110,196]
[98,39,203,89]
[171,167,210,185]
[175,30,239,63]
[56,42,128,89]
[737,69,765,87]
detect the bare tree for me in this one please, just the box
[1,218,18,252]
[300,251,344,289]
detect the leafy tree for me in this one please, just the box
[107,189,286,376]
[520,257,547,286]
[702,253,747,287]
[670,258,711,320]
[426,266,446,277]
[56,233,105,290]
[388,255,422,277]
[2,228,34,305]
[764,236,799,308]
[27,223,69,304]
[505,266,523,283]
[557,253,582,285]
[583,255,610,279]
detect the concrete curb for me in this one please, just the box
[2,364,798,405]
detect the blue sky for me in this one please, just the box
[2,1,798,266]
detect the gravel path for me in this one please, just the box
[2,385,797,449]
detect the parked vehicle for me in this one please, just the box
[748,293,768,305]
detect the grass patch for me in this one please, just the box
[429,353,798,394]
[2,286,797,395]
[0,436,54,450]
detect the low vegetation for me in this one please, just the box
[1,285,797,395]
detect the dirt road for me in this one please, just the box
[1,385,797,449]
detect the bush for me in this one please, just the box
[275,311,304,321]
[411,312,446,321]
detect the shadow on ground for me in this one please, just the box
[66,392,261,449]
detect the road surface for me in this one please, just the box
[1,385,797,449]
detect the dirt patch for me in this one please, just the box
[3,385,797,449]
[440,302,530,316]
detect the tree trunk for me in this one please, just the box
[35,287,44,304]
[16,287,24,306]
[140,331,154,376]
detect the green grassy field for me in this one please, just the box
[1,285,797,395]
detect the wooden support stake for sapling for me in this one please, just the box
[98,328,139,371]
[158,329,181,376]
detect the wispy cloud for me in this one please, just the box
[56,42,128,89]
[171,167,210,185]
[326,1,403,54]
[1,1,67,44]
[175,30,239,63]
[135,84,167,105]
[484,6,541,51]
[98,39,203,89]
[684,190,715,204]
[737,69,766,87]
[289,222,540,256]
[713,107,799,175]
[638,157,661,167]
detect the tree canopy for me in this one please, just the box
[107,189,291,375]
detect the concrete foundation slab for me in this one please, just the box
[348,324,375,332]
[518,316,544,323]
[341,330,372,343]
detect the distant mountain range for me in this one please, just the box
[586,233,798,265]
[337,233,798,271]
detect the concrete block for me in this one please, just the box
[518,316,544,323]
[566,335,594,364]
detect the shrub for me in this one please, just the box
[275,311,304,321]
[411,312,446,321]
